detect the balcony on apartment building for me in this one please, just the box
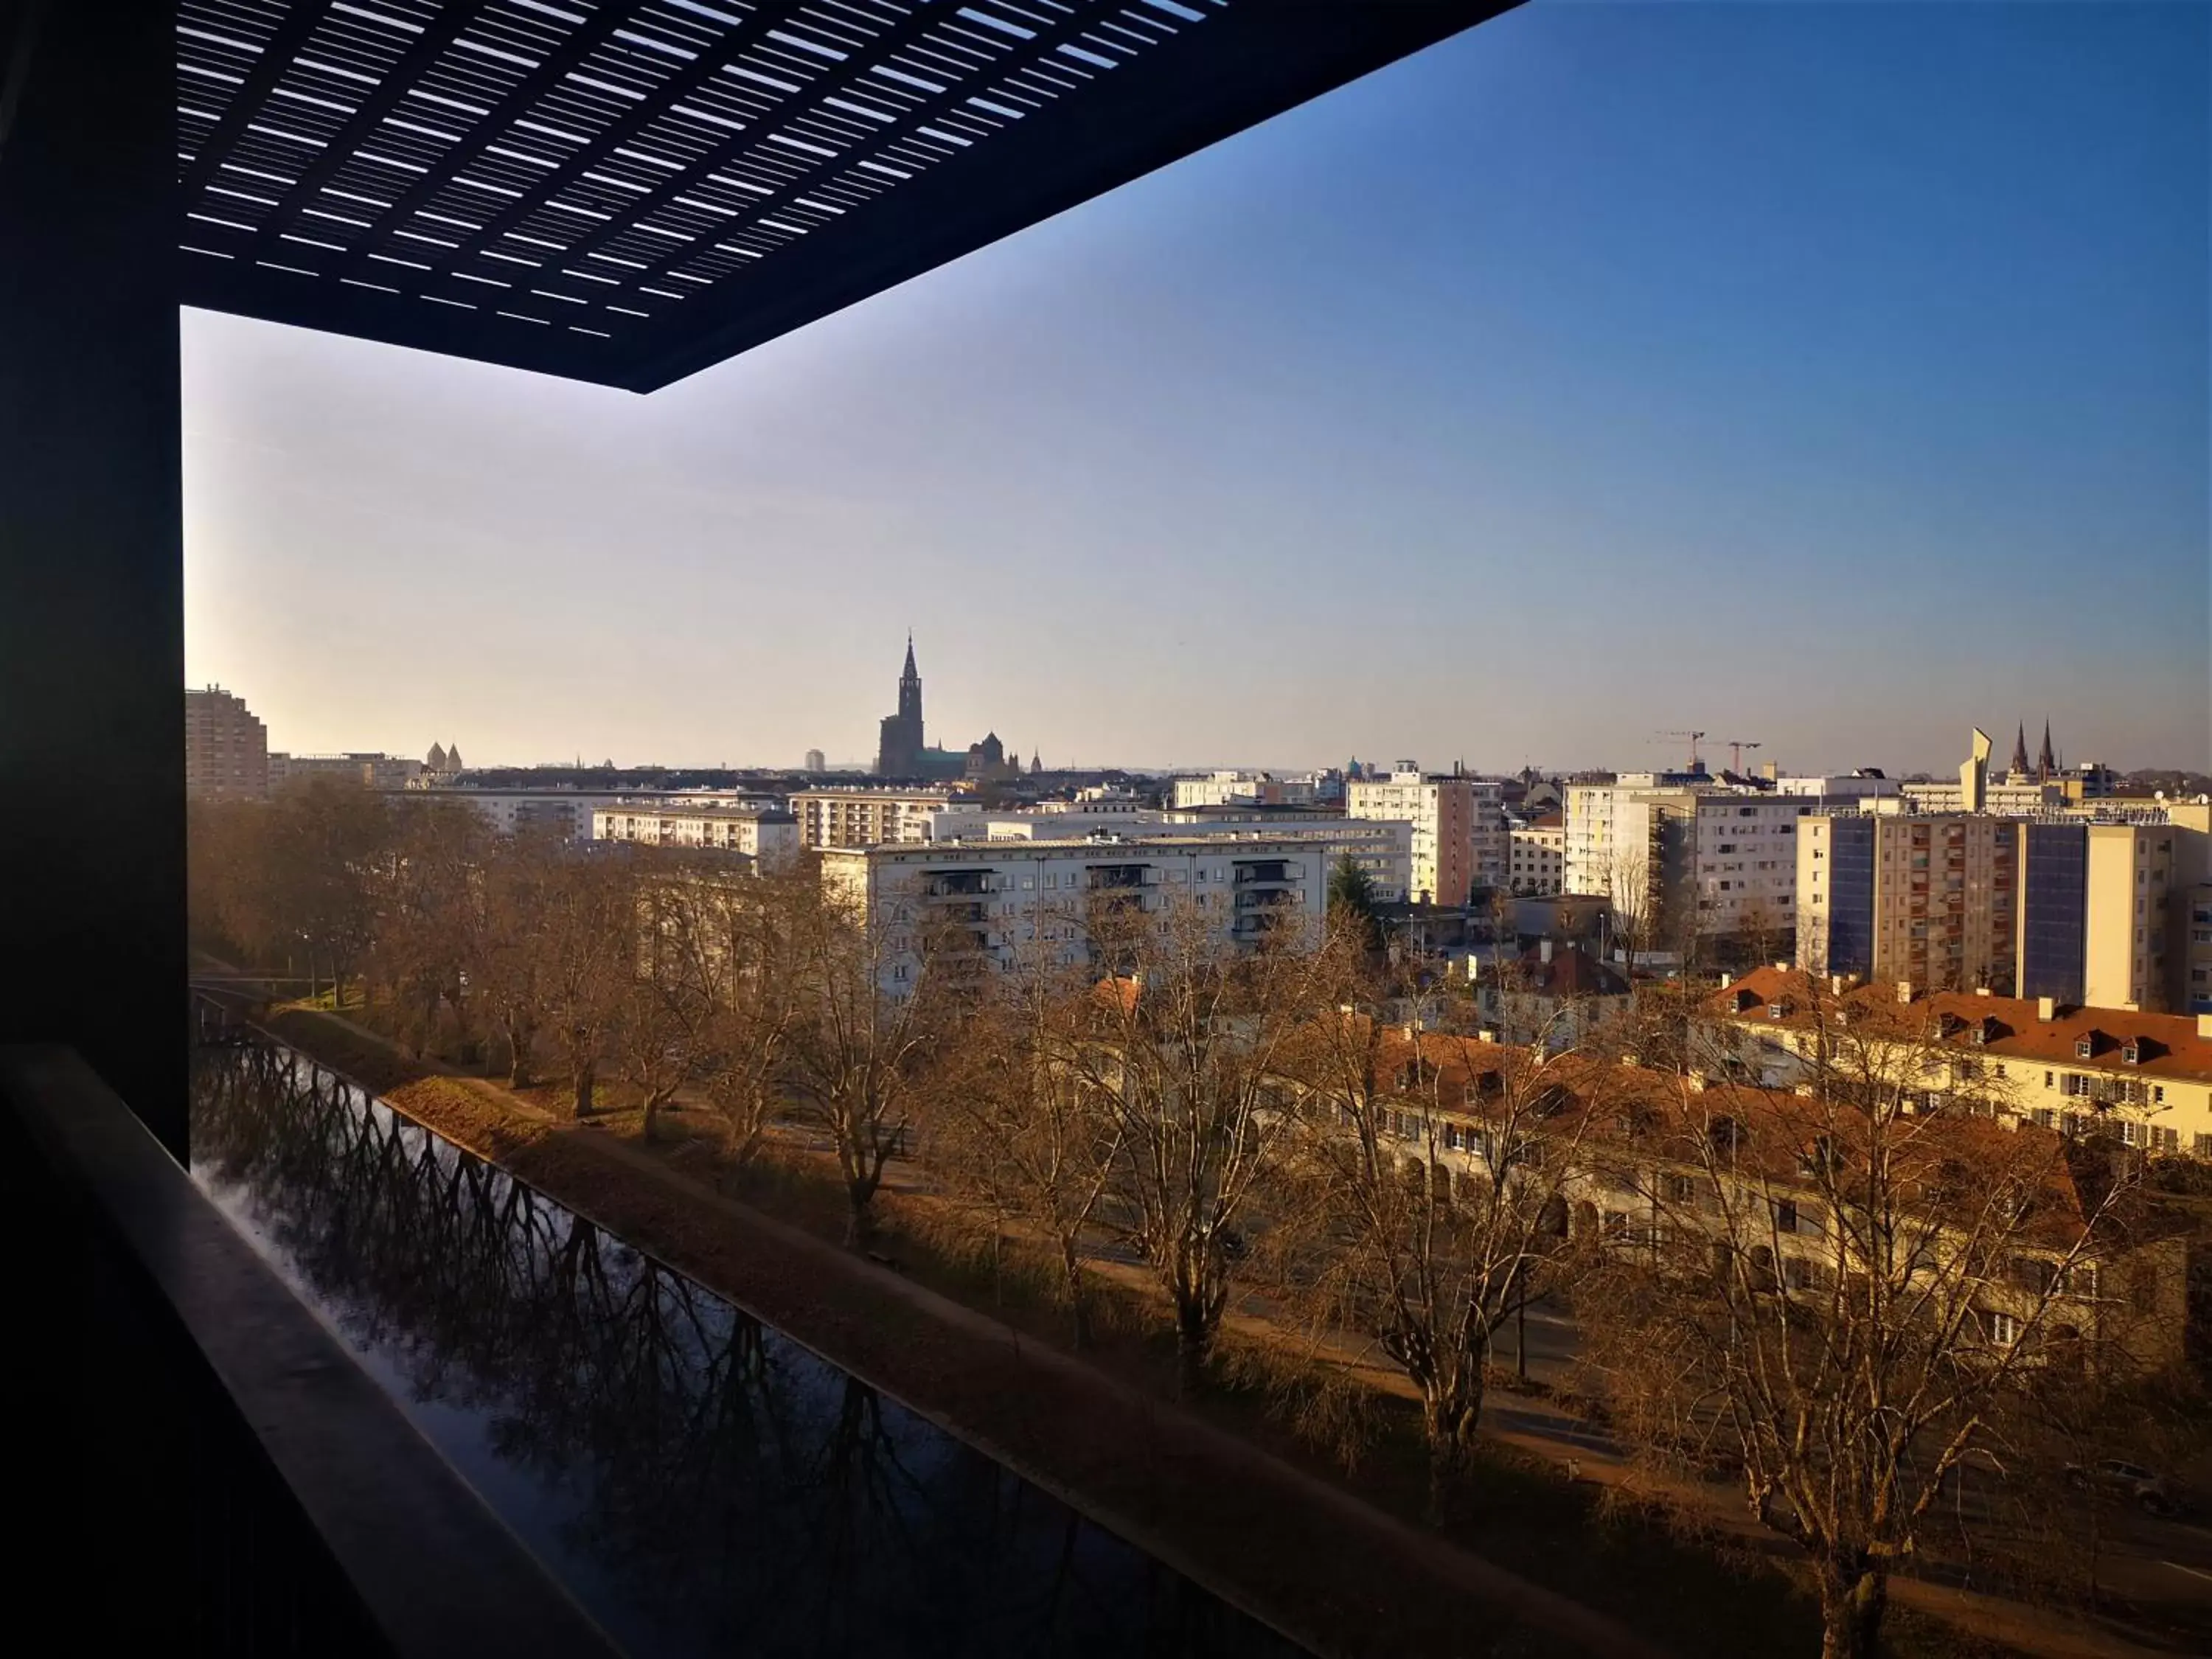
[1,1,1514,1647]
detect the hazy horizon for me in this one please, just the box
[184,1,2211,779]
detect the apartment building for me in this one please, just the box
[1902,777,2065,815]
[1281,1023,2184,1369]
[1507,816,1565,896]
[821,834,1329,992]
[793,786,970,849]
[1566,777,1810,945]
[1169,771,1317,810]
[594,803,800,865]
[430,789,628,841]
[269,752,424,791]
[2185,886,2212,1017]
[184,686,268,799]
[1797,814,2020,994]
[1708,966,2212,1158]
[925,806,1413,902]
[1347,766,1477,908]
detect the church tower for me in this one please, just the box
[877,633,927,776]
[2036,720,2055,783]
[898,632,922,727]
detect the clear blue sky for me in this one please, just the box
[184,0,2210,776]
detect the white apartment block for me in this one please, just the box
[1775,773,1904,807]
[1169,771,1318,810]
[1347,767,1479,908]
[1902,777,2065,815]
[922,807,1412,903]
[428,789,629,841]
[1507,821,1565,896]
[185,686,268,799]
[594,803,801,865]
[822,834,1329,992]
[270,752,424,791]
[794,786,971,849]
[1566,778,1812,939]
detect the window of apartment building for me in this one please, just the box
[1985,1312,2021,1347]
[2197,1133,2212,1158]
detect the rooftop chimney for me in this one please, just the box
[2037,996,2056,1022]
[1720,972,1733,989]
[1830,974,1846,996]
[2199,1013,2212,1040]
[1539,938,1554,964]
[1687,1071,1708,1093]
[1974,986,1992,998]
[1896,981,1913,1004]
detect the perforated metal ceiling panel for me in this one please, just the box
[176,0,1514,390]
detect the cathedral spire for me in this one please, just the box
[902,631,917,680]
[2037,719,2055,782]
[2009,723,2029,778]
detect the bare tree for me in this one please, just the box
[612,858,718,1142]
[1579,982,2157,1659]
[930,942,1124,1345]
[476,828,560,1088]
[1595,843,1653,981]
[1071,891,1331,1395]
[370,800,489,1059]
[1272,937,1601,1513]
[540,852,634,1118]
[688,861,811,1175]
[782,880,953,1245]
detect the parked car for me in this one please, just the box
[2064,1458,2188,1517]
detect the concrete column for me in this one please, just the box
[0,0,184,1152]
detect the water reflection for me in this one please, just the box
[191,1040,1303,1659]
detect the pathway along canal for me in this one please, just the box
[190,1036,1307,1659]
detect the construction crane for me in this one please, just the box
[1655,729,1707,770]
[1726,739,1763,773]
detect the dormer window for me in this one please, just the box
[1733,987,1761,1014]
[2121,1039,2142,1065]
[1974,1017,1998,1046]
[1767,1001,1786,1020]
[1936,1012,1962,1038]
[2075,1036,2095,1060]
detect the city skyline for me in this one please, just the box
[184,1,2210,774]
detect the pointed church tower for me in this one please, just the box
[427,742,446,772]
[2008,723,2030,780]
[445,743,462,772]
[2037,720,2055,783]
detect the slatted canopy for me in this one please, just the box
[175,0,1516,390]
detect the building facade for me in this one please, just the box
[1507,817,1565,896]
[1568,777,1810,948]
[821,833,1330,992]
[594,803,800,864]
[270,752,425,791]
[796,786,970,849]
[1347,767,1477,908]
[1169,771,1318,810]
[184,686,268,799]
[924,805,1413,904]
[1710,966,2212,1158]
[428,789,629,841]
[1798,813,2020,994]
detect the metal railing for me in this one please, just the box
[0,1022,618,1658]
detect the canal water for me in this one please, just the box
[190,1040,1307,1659]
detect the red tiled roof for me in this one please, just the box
[1705,967,2212,1085]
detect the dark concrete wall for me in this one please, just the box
[0,0,184,1152]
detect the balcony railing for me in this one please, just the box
[0,1030,617,1658]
